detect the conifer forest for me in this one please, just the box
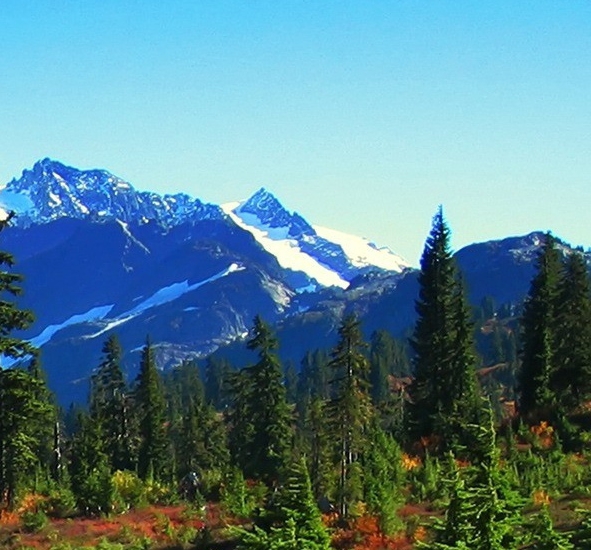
[4,208,591,550]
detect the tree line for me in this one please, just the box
[2,208,591,548]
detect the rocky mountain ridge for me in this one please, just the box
[0,158,586,405]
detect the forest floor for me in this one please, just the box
[0,496,588,549]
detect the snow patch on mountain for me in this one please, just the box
[85,263,245,339]
[30,305,114,348]
[116,219,151,254]
[222,201,349,290]
[313,225,409,272]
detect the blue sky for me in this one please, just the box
[1,1,590,264]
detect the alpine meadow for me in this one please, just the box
[2,2,591,548]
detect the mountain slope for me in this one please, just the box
[222,187,409,290]
[1,158,586,406]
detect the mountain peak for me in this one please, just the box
[238,187,314,239]
[0,159,224,227]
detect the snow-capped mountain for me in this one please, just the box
[1,161,409,291]
[1,158,581,406]
[0,159,413,403]
[0,158,224,226]
[223,187,409,290]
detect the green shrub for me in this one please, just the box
[44,486,77,518]
[111,470,146,512]
[21,509,48,533]
[145,480,176,505]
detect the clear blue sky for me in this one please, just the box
[1,1,590,264]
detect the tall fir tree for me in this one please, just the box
[229,316,293,484]
[0,368,55,508]
[90,335,133,471]
[27,353,58,482]
[518,233,562,422]
[326,313,372,520]
[135,338,169,482]
[0,213,34,361]
[406,207,480,451]
[69,410,113,515]
[227,369,255,476]
[0,213,55,508]
[553,251,591,413]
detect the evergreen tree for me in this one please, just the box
[0,215,54,508]
[528,504,573,550]
[421,402,521,550]
[0,368,54,508]
[0,213,35,361]
[27,353,58,482]
[518,233,562,422]
[229,316,293,484]
[135,338,169,482]
[204,356,233,409]
[237,458,330,550]
[553,251,591,412]
[227,368,255,475]
[90,335,133,471]
[69,411,113,515]
[326,313,372,520]
[406,207,480,451]
[363,420,404,535]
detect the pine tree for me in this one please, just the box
[518,233,562,422]
[69,411,113,515]
[227,369,255,475]
[135,338,169,482]
[90,335,133,471]
[326,313,372,520]
[406,207,480,451]
[0,214,54,508]
[228,316,293,484]
[0,368,55,508]
[27,353,58,481]
[0,213,35,361]
[553,251,591,412]
[236,458,331,550]
[420,402,521,550]
[363,420,404,535]
[528,504,573,550]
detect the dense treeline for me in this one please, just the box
[2,210,591,548]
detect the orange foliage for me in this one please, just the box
[532,489,551,506]
[412,525,428,543]
[530,421,554,449]
[17,493,47,514]
[0,504,207,550]
[401,453,421,471]
[455,458,470,469]
[332,515,411,550]
[0,509,19,527]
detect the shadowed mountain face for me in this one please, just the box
[1,159,584,405]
